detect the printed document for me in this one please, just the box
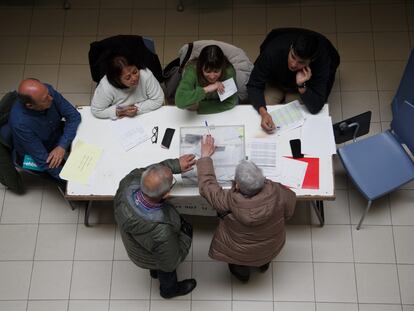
[301,115,336,156]
[60,140,103,184]
[111,118,151,151]
[268,100,306,131]
[275,157,308,189]
[218,78,237,102]
[248,138,279,181]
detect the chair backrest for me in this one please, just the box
[391,49,414,153]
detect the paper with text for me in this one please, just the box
[248,138,279,180]
[218,78,237,102]
[274,157,308,189]
[60,140,103,184]
[301,115,336,156]
[268,100,306,132]
[111,118,151,151]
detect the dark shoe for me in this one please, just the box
[258,263,270,273]
[228,264,250,283]
[150,270,158,279]
[160,279,197,299]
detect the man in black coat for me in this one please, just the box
[247,28,340,133]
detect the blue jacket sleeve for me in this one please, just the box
[49,86,81,150]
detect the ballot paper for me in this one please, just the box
[268,100,306,132]
[248,138,279,180]
[111,118,151,151]
[60,140,103,184]
[301,115,336,156]
[275,157,308,189]
[218,78,238,102]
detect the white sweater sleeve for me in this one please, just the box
[136,70,164,114]
[91,77,117,119]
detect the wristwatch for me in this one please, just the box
[297,82,306,89]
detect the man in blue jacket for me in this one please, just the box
[8,78,81,180]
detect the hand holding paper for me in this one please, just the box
[218,78,237,102]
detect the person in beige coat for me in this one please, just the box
[197,135,296,282]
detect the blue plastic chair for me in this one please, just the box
[338,49,414,230]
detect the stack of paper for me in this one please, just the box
[111,118,151,151]
[301,115,336,156]
[268,100,306,132]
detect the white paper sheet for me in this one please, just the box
[248,138,279,180]
[301,115,337,156]
[274,157,308,189]
[111,118,151,151]
[218,78,238,102]
[268,100,306,132]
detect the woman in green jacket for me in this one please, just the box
[175,45,237,114]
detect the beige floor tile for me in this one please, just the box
[398,265,414,304]
[340,62,377,91]
[337,33,374,61]
[192,301,231,311]
[371,3,408,32]
[0,9,32,35]
[234,301,273,311]
[328,91,342,122]
[58,64,93,93]
[26,37,63,64]
[390,190,414,225]
[64,9,99,36]
[233,8,266,35]
[348,190,391,226]
[301,5,335,33]
[165,0,198,9]
[373,32,411,61]
[134,0,166,8]
[27,300,68,311]
[378,90,393,122]
[352,225,396,263]
[199,0,232,8]
[151,36,165,65]
[131,9,166,36]
[64,0,100,8]
[266,7,301,30]
[355,263,400,304]
[34,0,64,8]
[408,3,414,31]
[60,36,94,64]
[165,9,199,36]
[316,303,357,311]
[39,185,80,223]
[163,36,198,64]
[359,305,402,311]
[410,32,414,49]
[233,0,266,7]
[1,187,43,224]
[232,267,273,301]
[267,0,301,6]
[333,155,348,190]
[336,4,371,33]
[98,9,132,36]
[35,224,77,260]
[110,261,151,299]
[302,0,335,4]
[198,35,233,43]
[0,37,28,64]
[394,226,414,264]
[314,190,350,225]
[109,300,150,311]
[275,225,312,261]
[192,261,232,300]
[274,262,314,301]
[232,35,264,62]
[275,301,316,311]
[0,261,32,300]
[69,300,109,311]
[74,224,115,260]
[30,9,65,36]
[376,61,406,91]
[199,9,232,36]
[192,221,216,261]
[0,224,37,260]
[0,301,27,311]
[341,91,380,122]
[100,0,133,8]
[29,261,72,299]
[150,300,190,311]
[24,65,59,86]
[312,225,354,262]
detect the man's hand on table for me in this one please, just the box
[200,135,216,158]
[259,107,276,133]
[179,154,196,172]
[47,146,66,168]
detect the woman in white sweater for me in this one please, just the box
[91,55,164,119]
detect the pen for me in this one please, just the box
[204,120,211,135]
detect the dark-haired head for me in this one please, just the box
[106,55,142,89]
[292,33,319,61]
[196,45,230,85]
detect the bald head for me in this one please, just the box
[140,164,173,201]
[17,78,52,111]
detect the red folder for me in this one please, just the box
[287,157,320,189]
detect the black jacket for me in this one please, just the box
[88,35,163,83]
[247,28,340,114]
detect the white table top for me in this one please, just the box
[66,104,335,200]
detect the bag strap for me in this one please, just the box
[179,42,194,70]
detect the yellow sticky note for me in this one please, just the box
[60,140,103,184]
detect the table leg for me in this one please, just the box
[84,201,93,227]
[312,200,325,226]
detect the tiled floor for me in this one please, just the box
[0,0,414,310]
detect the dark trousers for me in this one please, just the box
[151,269,178,295]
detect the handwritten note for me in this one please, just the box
[60,140,103,184]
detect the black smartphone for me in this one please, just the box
[161,128,175,149]
[290,139,303,158]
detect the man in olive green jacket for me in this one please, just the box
[114,155,196,299]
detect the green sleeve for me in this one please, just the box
[175,65,206,109]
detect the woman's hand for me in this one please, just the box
[203,82,225,94]
[116,106,138,118]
